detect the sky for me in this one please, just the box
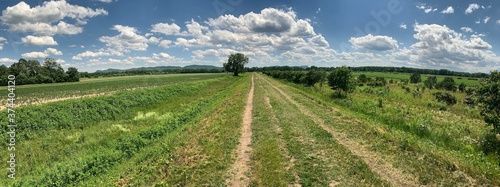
[0,0,499,73]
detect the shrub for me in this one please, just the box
[436,77,456,91]
[433,92,457,105]
[463,96,476,107]
[410,73,421,83]
[424,76,437,89]
[358,74,368,83]
[458,83,466,92]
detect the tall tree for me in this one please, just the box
[66,67,80,82]
[223,53,249,76]
[327,66,355,93]
[9,58,28,77]
[43,58,65,82]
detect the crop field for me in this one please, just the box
[0,73,226,109]
[1,72,499,186]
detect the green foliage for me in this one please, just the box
[368,77,387,87]
[358,74,368,83]
[304,70,326,87]
[425,76,438,89]
[1,58,80,85]
[410,73,422,83]
[433,92,457,105]
[437,77,456,91]
[477,71,500,133]
[327,66,355,93]
[66,67,80,82]
[458,83,466,92]
[0,79,220,139]
[223,53,249,76]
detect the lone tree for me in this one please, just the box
[223,53,249,76]
[327,66,355,95]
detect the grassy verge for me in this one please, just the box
[263,74,500,185]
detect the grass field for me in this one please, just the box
[2,72,499,186]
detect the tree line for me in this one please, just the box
[0,58,79,86]
[248,66,489,78]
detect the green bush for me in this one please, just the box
[433,92,457,105]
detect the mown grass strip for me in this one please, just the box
[249,76,297,186]
[74,75,249,186]
[259,74,390,186]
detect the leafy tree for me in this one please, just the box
[358,74,368,83]
[437,77,456,91]
[26,60,42,77]
[66,67,80,82]
[477,71,500,133]
[43,58,65,82]
[327,66,355,93]
[424,76,437,89]
[410,73,421,83]
[304,70,324,86]
[0,65,8,85]
[223,53,249,76]
[9,58,28,77]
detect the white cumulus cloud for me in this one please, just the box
[99,25,151,52]
[21,35,58,46]
[400,23,407,29]
[151,22,182,35]
[460,27,474,33]
[0,1,108,36]
[441,6,454,14]
[0,37,7,50]
[21,48,63,59]
[349,34,398,51]
[0,58,17,63]
[465,4,480,14]
[484,16,491,24]
[408,24,494,69]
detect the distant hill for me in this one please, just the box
[94,65,221,73]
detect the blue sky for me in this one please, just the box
[0,0,499,73]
